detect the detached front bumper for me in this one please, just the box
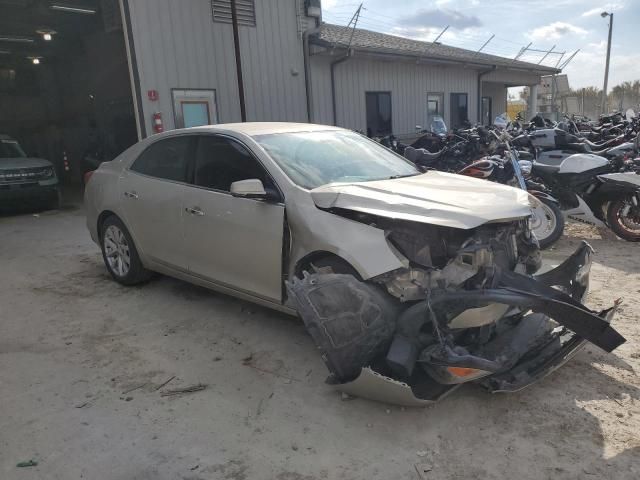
[287,242,625,406]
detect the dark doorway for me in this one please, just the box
[0,0,137,185]
[450,93,468,129]
[481,96,492,126]
[366,91,392,137]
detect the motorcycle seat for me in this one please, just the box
[584,137,619,149]
[566,143,592,154]
[404,146,442,164]
[532,163,561,176]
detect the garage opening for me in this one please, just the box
[0,0,137,187]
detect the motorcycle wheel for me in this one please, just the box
[606,198,640,241]
[530,197,565,249]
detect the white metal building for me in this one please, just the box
[0,0,557,176]
[123,0,556,138]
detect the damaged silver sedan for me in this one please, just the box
[85,123,625,405]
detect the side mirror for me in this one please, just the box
[230,179,267,198]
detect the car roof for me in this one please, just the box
[0,134,16,141]
[172,122,343,137]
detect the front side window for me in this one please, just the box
[255,130,419,190]
[130,136,192,182]
[194,135,271,192]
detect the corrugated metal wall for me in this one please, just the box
[310,55,479,134]
[126,0,309,135]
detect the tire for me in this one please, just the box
[530,196,565,249]
[100,215,153,285]
[606,199,640,242]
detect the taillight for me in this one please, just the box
[83,170,95,185]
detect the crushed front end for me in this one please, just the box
[287,216,625,406]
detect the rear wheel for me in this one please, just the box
[100,215,153,285]
[607,198,640,241]
[530,197,565,249]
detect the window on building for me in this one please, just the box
[450,93,469,129]
[481,96,492,126]
[365,92,392,137]
[193,135,273,193]
[427,92,444,132]
[131,136,193,183]
[212,0,256,26]
[172,89,218,129]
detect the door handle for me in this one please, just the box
[124,191,139,199]
[185,206,205,216]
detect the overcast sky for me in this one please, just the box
[321,0,637,91]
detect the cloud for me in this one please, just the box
[582,7,603,17]
[397,8,481,30]
[389,26,460,43]
[322,0,338,9]
[582,2,624,16]
[528,22,588,40]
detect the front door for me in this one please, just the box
[450,93,469,128]
[183,134,284,302]
[119,135,194,269]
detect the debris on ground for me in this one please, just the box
[414,463,433,479]
[122,383,146,394]
[154,375,176,391]
[16,460,38,468]
[160,384,208,397]
[242,354,253,365]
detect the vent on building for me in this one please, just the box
[212,0,256,26]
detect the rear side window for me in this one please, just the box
[131,136,192,182]
[194,135,272,192]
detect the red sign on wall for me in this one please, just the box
[147,90,158,101]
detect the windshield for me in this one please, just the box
[0,139,27,159]
[430,116,447,135]
[255,130,420,189]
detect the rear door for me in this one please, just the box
[119,135,194,270]
[183,134,285,302]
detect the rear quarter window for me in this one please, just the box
[130,136,192,182]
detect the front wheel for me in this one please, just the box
[607,198,640,241]
[530,197,565,249]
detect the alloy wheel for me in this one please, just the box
[103,225,131,277]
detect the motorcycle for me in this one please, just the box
[457,132,565,249]
[526,149,640,241]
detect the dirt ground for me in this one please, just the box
[1,202,639,480]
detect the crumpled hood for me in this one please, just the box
[311,171,532,229]
[0,157,53,170]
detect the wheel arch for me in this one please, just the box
[293,250,361,279]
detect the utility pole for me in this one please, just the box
[601,12,614,115]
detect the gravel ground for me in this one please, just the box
[0,203,638,480]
